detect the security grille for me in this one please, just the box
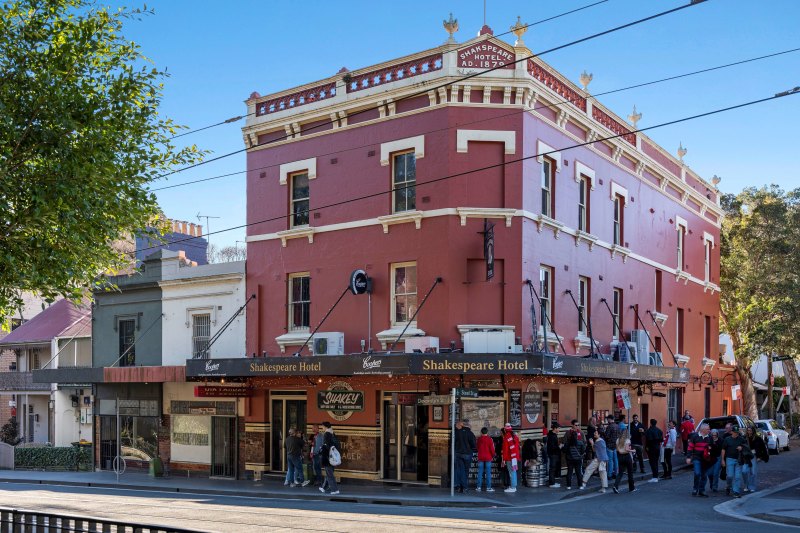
[192,314,211,359]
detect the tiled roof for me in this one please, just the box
[0,299,91,346]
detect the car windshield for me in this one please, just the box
[756,422,768,430]
[770,420,781,430]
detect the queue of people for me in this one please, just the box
[280,421,342,495]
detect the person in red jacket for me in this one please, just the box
[680,418,696,455]
[502,423,521,493]
[476,427,496,492]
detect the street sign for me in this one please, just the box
[772,355,793,362]
[455,388,479,398]
[783,386,791,396]
[417,394,451,406]
[770,375,775,386]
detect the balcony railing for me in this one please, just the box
[0,371,51,392]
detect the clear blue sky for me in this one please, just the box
[116,0,800,249]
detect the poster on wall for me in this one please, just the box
[523,392,542,419]
[524,383,541,424]
[508,390,522,428]
[615,388,632,409]
[460,400,504,437]
[731,384,741,400]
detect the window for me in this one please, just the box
[677,224,686,270]
[541,158,555,217]
[392,152,416,213]
[704,239,712,282]
[192,313,211,359]
[655,270,663,313]
[290,171,309,227]
[578,276,589,334]
[288,274,311,331]
[613,194,624,245]
[578,176,590,232]
[612,288,622,339]
[677,308,685,354]
[118,318,136,367]
[540,265,553,330]
[704,315,711,359]
[391,263,417,324]
[31,349,40,370]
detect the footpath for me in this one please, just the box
[715,476,800,527]
[0,455,687,509]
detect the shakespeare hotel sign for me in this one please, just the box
[457,41,515,69]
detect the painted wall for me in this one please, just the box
[53,388,92,446]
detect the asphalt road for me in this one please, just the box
[1,450,798,533]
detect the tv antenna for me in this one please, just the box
[196,212,220,248]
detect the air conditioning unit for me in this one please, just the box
[649,352,664,366]
[464,330,515,353]
[613,341,631,362]
[629,330,650,364]
[405,336,439,353]
[312,333,344,356]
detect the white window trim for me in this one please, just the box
[391,261,418,326]
[279,157,316,185]
[577,276,588,335]
[675,215,688,231]
[610,181,629,205]
[289,171,310,228]
[574,161,596,189]
[185,306,216,328]
[287,272,311,333]
[456,129,516,154]
[703,231,715,247]
[536,140,562,171]
[380,135,425,166]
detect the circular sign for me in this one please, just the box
[525,382,540,424]
[327,380,356,421]
[349,269,370,295]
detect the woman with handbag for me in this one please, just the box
[612,429,636,493]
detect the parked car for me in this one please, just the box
[755,419,790,453]
[696,415,765,445]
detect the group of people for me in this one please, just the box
[282,421,342,495]
[685,421,769,498]
[455,420,524,493]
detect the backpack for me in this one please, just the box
[329,445,342,466]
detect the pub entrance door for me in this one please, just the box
[382,397,428,481]
[270,393,307,473]
[211,416,237,478]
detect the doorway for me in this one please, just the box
[383,401,428,481]
[270,396,307,473]
[211,416,237,478]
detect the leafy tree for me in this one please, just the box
[0,417,20,445]
[207,243,247,264]
[0,0,203,321]
[719,186,800,418]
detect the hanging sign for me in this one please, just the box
[731,384,741,400]
[483,219,495,281]
[417,394,452,406]
[318,381,364,419]
[349,269,371,295]
[615,388,631,409]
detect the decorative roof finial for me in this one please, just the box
[628,105,642,129]
[677,142,688,162]
[579,70,593,92]
[711,175,722,189]
[510,16,528,47]
[443,13,459,44]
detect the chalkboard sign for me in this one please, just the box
[523,392,542,417]
[509,390,522,428]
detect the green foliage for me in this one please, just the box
[0,0,204,318]
[14,445,91,470]
[0,417,20,445]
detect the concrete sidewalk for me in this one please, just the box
[0,457,688,509]
[715,476,800,527]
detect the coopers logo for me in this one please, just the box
[552,357,564,370]
[205,361,220,373]
[362,355,382,370]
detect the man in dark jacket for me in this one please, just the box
[686,423,712,497]
[546,422,562,488]
[564,420,586,489]
[629,415,646,473]
[603,415,619,479]
[284,428,309,487]
[319,421,340,495]
[454,419,477,493]
[645,419,664,482]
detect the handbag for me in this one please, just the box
[719,466,727,481]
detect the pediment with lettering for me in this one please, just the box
[456,38,516,69]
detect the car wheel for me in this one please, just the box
[775,442,780,455]
[783,440,790,452]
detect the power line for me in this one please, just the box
[137,88,799,256]
[151,45,800,193]
[155,1,707,180]
[166,0,610,141]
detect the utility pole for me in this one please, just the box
[768,352,775,419]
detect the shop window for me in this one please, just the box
[578,175,590,232]
[393,152,416,213]
[392,262,417,325]
[540,265,553,329]
[612,288,622,340]
[192,313,211,359]
[578,276,589,334]
[541,158,555,218]
[118,318,135,367]
[288,273,311,331]
[290,171,310,228]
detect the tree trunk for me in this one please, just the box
[736,364,758,419]
[782,358,800,420]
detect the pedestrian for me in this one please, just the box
[645,419,663,482]
[680,417,695,456]
[284,427,309,487]
[612,429,636,493]
[629,414,646,474]
[521,436,537,486]
[580,429,609,493]
[546,422,562,488]
[586,417,597,460]
[720,425,747,498]
[707,429,723,492]
[564,419,586,489]
[319,421,340,495]
[312,424,325,486]
[686,422,712,497]
[743,426,769,493]
[721,422,734,493]
[501,423,521,493]
[476,427,495,492]
[661,420,677,479]
[454,419,477,494]
[283,428,295,486]
[683,410,695,424]
[604,415,619,480]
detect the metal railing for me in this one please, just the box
[0,508,201,533]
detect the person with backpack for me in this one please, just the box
[319,421,341,495]
[644,419,664,482]
[475,427,495,492]
[564,419,586,490]
[612,429,636,493]
[501,423,521,493]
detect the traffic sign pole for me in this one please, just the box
[450,387,456,498]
